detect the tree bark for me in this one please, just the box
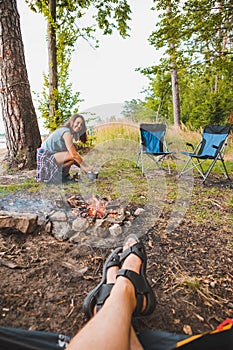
[0,0,41,169]
[167,5,181,128]
[48,0,58,129]
[170,60,181,128]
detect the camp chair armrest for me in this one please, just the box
[212,142,227,150]
[186,142,195,151]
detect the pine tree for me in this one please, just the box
[0,0,41,169]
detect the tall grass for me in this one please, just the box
[93,120,139,144]
[90,119,233,163]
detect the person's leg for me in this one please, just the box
[130,327,144,350]
[66,237,145,350]
[54,150,93,174]
[91,255,143,350]
[90,252,144,350]
[53,151,74,167]
[54,152,78,179]
[62,164,71,178]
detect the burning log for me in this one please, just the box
[67,194,126,223]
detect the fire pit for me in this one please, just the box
[39,193,147,247]
[54,193,142,246]
[0,190,146,247]
[67,194,126,224]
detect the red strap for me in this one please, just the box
[217,318,233,331]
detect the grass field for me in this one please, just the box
[0,122,232,336]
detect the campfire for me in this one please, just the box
[42,194,144,243]
[67,194,126,224]
[0,192,145,245]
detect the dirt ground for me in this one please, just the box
[0,149,232,342]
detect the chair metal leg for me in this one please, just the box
[179,158,192,177]
[141,152,145,176]
[202,158,218,183]
[136,150,141,168]
[136,146,145,176]
[220,158,230,180]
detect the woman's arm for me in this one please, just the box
[63,132,93,172]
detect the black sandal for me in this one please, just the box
[83,247,122,319]
[117,234,156,317]
[62,175,76,183]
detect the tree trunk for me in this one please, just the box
[170,61,181,128]
[167,5,181,128]
[0,0,41,169]
[48,0,58,129]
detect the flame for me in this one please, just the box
[107,213,118,218]
[86,195,107,219]
[68,194,116,220]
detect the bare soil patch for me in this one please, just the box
[0,154,232,340]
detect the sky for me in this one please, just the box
[0,0,163,134]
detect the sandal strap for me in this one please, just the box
[106,251,120,269]
[117,269,146,316]
[117,268,156,317]
[83,247,122,319]
[119,240,147,273]
[96,283,114,312]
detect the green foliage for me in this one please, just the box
[36,72,81,131]
[122,99,157,123]
[179,67,233,128]
[137,62,174,123]
[26,0,131,130]
[138,0,233,129]
[94,0,131,37]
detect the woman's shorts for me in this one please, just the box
[36,148,61,183]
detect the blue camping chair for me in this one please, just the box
[136,123,172,175]
[179,125,231,183]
